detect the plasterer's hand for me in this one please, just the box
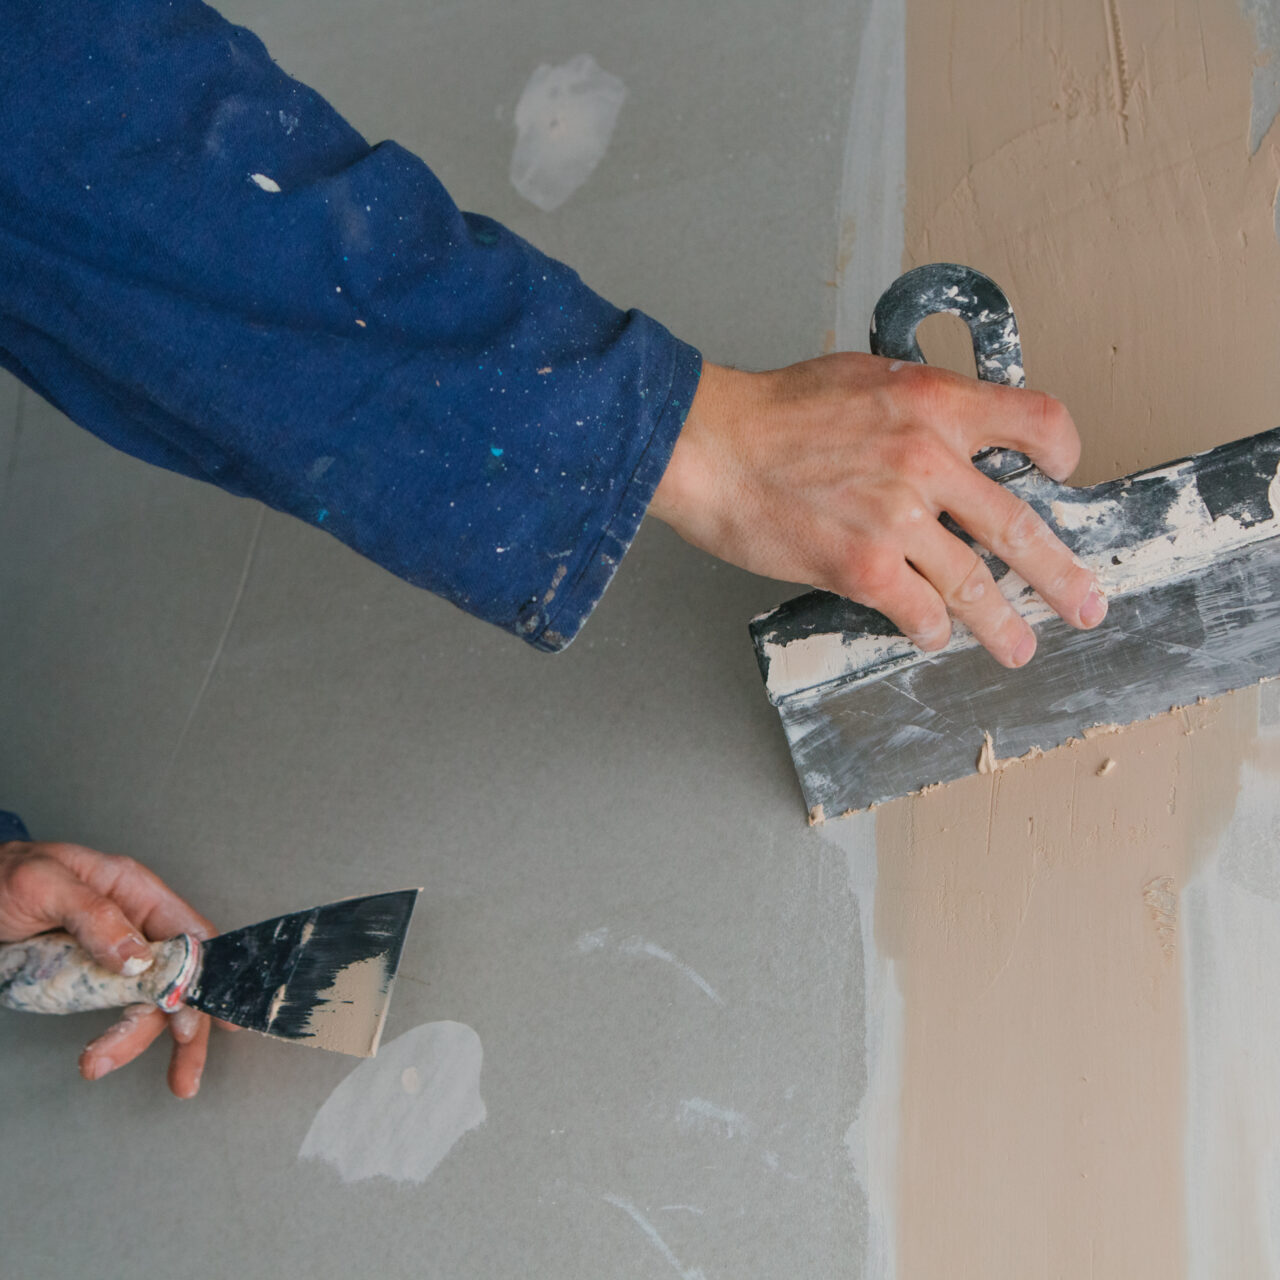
[650,354,1107,668]
[0,840,218,1099]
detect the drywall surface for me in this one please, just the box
[0,2,876,1278]
[880,0,1280,1275]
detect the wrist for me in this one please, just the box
[650,361,757,543]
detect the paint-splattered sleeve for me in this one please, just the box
[0,1,702,652]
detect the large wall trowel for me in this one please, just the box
[751,262,1280,821]
[0,889,419,1057]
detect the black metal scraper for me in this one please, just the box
[0,888,421,1057]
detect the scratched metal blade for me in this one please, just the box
[764,536,1280,815]
[752,425,1280,816]
[185,889,420,1057]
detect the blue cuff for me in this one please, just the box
[0,811,31,842]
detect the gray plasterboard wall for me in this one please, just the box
[0,2,883,1276]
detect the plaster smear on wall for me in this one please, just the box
[817,813,901,1280]
[884,1,1280,1272]
[510,54,626,213]
[832,0,905,350]
[1184,687,1280,1275]
[1242,0,1280,152]
[299,1020,486,1184]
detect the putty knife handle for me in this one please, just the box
[870,263,1030,481]
[0,931,199,1014]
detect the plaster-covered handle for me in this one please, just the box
[870,262,1031,482]
[0,931,199,1014]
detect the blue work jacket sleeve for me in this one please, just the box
[0,811,30,843]
[0,1,703,651]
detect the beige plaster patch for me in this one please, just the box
[887,0,1280,1273]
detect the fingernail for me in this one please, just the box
[1080,587,1108,628]
[84,1055,114,1081]
[117,935,153,976]
[1012,632,1037,667]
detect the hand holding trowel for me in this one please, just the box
[752,263,1280,819]
[1,882,419,1065]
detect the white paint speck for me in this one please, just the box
[299,1021,485,1184]
[510,54,626,212]
[249,173,281,193]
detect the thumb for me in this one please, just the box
[31,856,155,975]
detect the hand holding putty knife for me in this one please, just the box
[1,885,420,1073]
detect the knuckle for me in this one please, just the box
[844,547,899,602]
[999,500,1044,551]
[74,896,121,933]
[102,852,139,878]
[3,854,54,901]
[1049,559,1092,599]
[886,424,943,477]
[945,553,990,606]
[1032,389,1072,435]
[905,606,950,644]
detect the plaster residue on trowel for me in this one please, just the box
[761,450,1280,705]
[295,954,391,1058]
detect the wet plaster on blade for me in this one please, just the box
[877,690,1256,1276]
[299,1021,486,1184]
[293,954,390,1058]
[888,1,1280,1269]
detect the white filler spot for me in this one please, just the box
[509,54,626,212]
[299,1021,486,1184]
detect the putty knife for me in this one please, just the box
[751,262,1280,820]
[0,889,420,1057]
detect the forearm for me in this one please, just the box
[0,0,702,651]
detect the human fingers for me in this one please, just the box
[167,1005,211,1099]
[80,1004,168,1082]
[946,468,1106,632]
[913,367,1082,482]
[836,543,953,653]
[904,522,1036,668]
[0,850,154,974]
[44,844,216,943]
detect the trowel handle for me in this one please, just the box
[0,931,199,1015]
[870,263,1030,482]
